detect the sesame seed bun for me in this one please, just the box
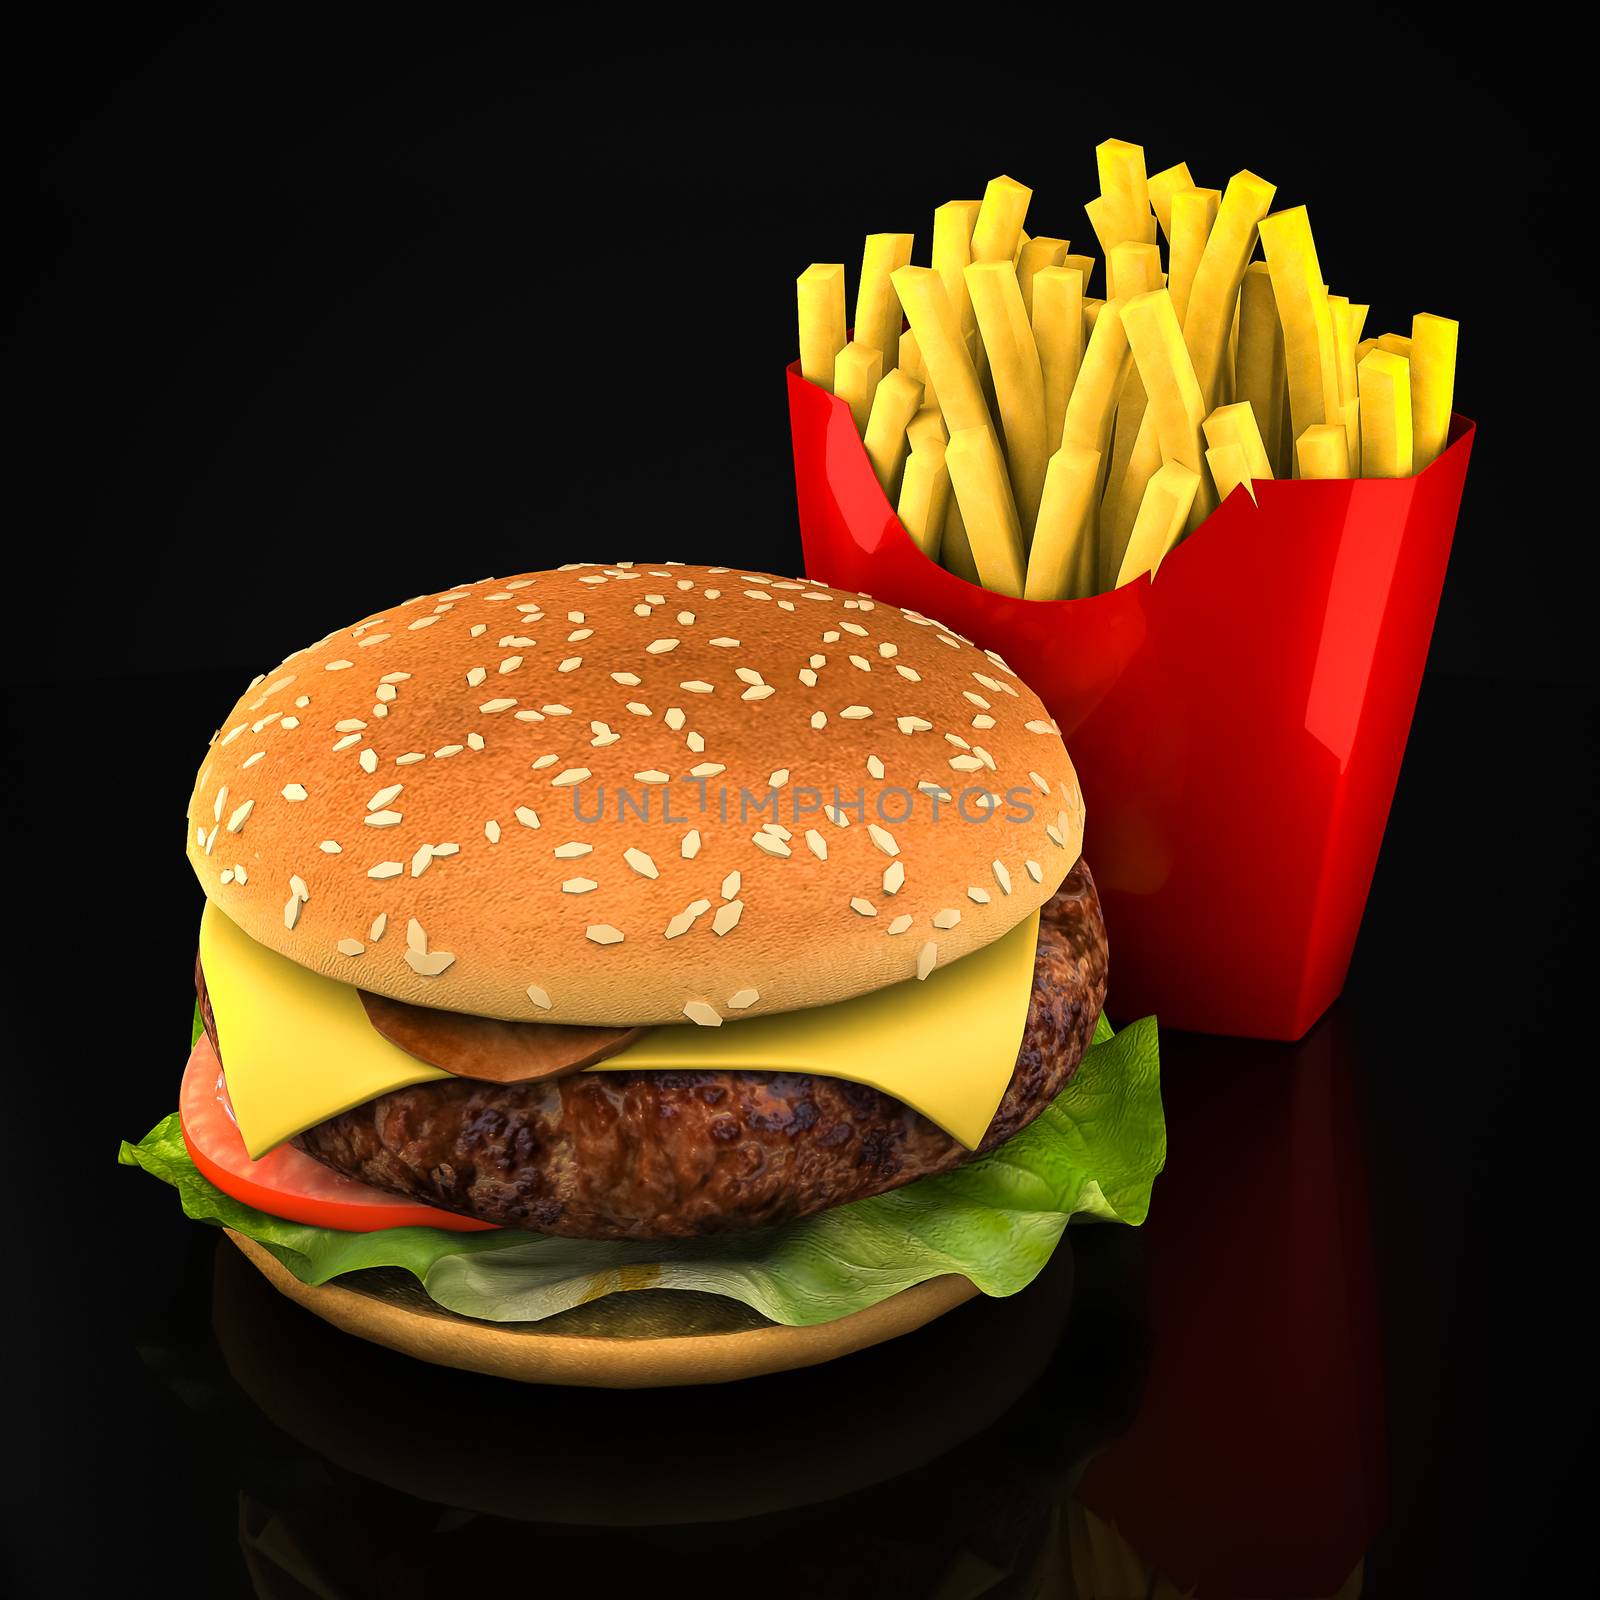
[185,562,1085,1026]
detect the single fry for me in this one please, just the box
[1115,460,1201,586]
[1024,444,1101,601]
[891,266,992,435]
[1376,332,1412,357]
[1032,266,1085,455]
[855,233,915,377]
[797,264,847,391]
[1120,288,1213,531]
[1257,205,1342,462]
[972,176,1032,263]
[1328,294,1361,470]
[1146,161,1196,241]
[1296,422,1351,479]
[1410,312,1459,470]
[834,341,883,435]
[945,425,1027,596]
[1202,400,1273,482]
[1357,349,1413,478]
[1085,193,1156,258]
[1096,138,1150,216]
[966,260,1049,537]
[1062,252,1097,294]
[1060,297,1132,460]
[1166,187,1219,324]
[1350,303,1371,344]
[862,367,925,504]
[1181,169,1276,408]
[1100,408,1161,591]
[1017,235,1069,315]
[1205,441,1256,504]
[1082,296,1106,334]
[932,200,982,346]
[1108,240,1163,301]
[897,436,951,559]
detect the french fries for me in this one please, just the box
[796,143,1461,600]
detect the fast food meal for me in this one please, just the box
[120,562,1164,1384]
[795,141,1460,599]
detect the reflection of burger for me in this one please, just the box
[122,562,1163,1383]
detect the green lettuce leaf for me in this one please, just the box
[120,1011,1162,1327]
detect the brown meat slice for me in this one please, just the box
[203,859,1109,1241]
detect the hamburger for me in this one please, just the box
[121,561,1163,1384]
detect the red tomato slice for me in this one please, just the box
[179,1035,498,1233]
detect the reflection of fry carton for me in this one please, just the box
[789,366,1475,1039]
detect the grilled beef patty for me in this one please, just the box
[198,859,1108,1240]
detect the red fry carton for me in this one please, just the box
[788,365,1475,1040]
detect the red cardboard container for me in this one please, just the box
[788,364,1475,1040]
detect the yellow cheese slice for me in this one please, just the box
[199,901,1042,1160]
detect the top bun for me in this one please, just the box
[186,563,1085,1025]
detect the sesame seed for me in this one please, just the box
[682,830,702,859]
[1026,859,1043,883]
[916,942,938,979]
[681,680,715,694]
[337,939,365,956]
[841,621,868,637]
[822,630,840,642]
[810,654,826,667]
[761,822,792,839]
[319,840,341,853]
[972,715,996,729]
[949,755,984,771]
[369,861,403,880]
[709,637,739,648]
[406,949,456,977]
[562,878,598,894]
[850,897,876,916]
[435,745,463,758]
[968,886,992,903]
[727,989,760,1010]
[233,863,247,883]
[213,786,229,823]
[752,833,790,858]
[370,914,387,940]
[897,717,932,734]
[742,685,776,701]
[553,842,593,861]
[686,732,706,753]
[879,642,898,658]
[839,705,872,719]
[325,659,354,670]
[365,810,403,828]
[887,913,912,935]
[735,667,764,686]
[526,985,553,1010]
[712,901,743,935]
[381,672,410,684]
[586,925,625,945]
[625,847,659,879]
[811,711,827,729]
[467,733,485,751]
[933,908,961,929]
[1025,719,1055,734]
[677,611,694,625]
[513,710,546,724]
[411,844,434,877]
[1046,824,1066,846]
[993,861,1013,893]
[531,755,558,770]
[567,629,593,643]
[479,698,517,714]
[769,768,790,787]
[867,824,899,856]
[1030,771,1051,794]
[849,655,871,671]
[646,639,679,654]
[551,768,591,786]
[227,800,255,832]
[284,895,302,929]
[866,755,885,779]
[242,752,265,768]
[515,807,540,828]
[799,669,818,687]
[611,672,642,686]
[483,819,501,843]
[568,611,585,622]
[466,667,488,688]
[367,784,403,811]
[690,762,725,778]
[823,805,850,827]
[281,784,307,803]
[359,749,378,774]
[721,871,741,899]
[683,1000,722,1027]
[635,770,670,784]
[625,702,651,716]
[883,861,905,895]
[557,658,582,674]
[805,829,827,860]
[895,665,922,682]
[664,708,686,731]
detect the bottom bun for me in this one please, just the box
[223,1229,978,1387]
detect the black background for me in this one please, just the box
[5,13,1595,1597]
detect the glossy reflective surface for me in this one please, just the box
[790,369,1476,1041]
